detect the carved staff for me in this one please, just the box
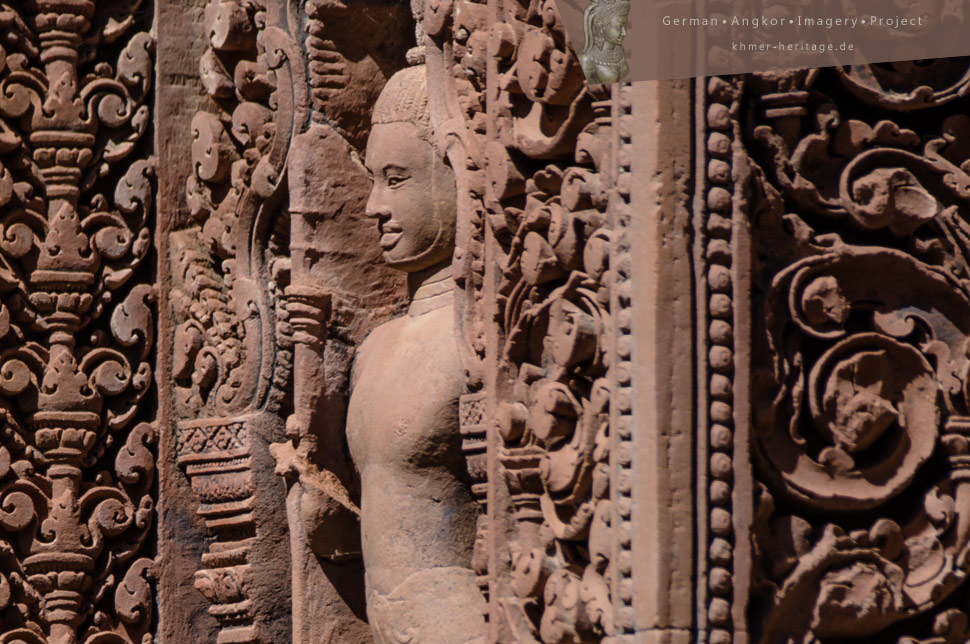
[277,120,406,644]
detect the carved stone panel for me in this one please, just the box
[158,1,415,644]
[0,3,156,644]
[732,63,970,644]
[168,1,301,641]
[7,1,961,644]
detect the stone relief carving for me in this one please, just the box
[267,3,413,643]
[7,0,963,642]
[697,75,743,644]
[175,0,303,641]
[739,63,970,644]
[420,0,624,639]
[0,2,156,644]
[347,62,486,644]
[245,0,626,639]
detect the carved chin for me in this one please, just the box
[382,242,452,272]
[382,249,428,270]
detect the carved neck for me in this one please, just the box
[408,261,454,317]
[584,36,624,63]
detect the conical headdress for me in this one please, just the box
[371,64,435,151]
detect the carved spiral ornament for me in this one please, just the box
[0,1,156,642]
[762,331,938,510]
[747,54,970,643]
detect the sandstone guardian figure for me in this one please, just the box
[345,63,487,644]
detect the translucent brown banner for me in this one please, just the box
[553,0,970,84]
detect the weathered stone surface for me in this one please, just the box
[737,64,970,644]
[3,1,964,644]
[0,3,156,644]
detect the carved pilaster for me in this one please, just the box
[176,417,256,643]
[174,0,304,641]
[0,2,156,644]
[461,391,490,604]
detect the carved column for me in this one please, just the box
[612,79,697,644]
[0,3,156,644]
[169,1,302,642]
[421,0,696,641]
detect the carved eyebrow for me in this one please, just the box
[381,164,409,175]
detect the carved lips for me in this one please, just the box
[378,221,404,251]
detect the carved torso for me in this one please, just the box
[347,287,485,643]
[578,48,629,84]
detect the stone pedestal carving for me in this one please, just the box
[175,416,260,644]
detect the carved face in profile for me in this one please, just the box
[603,12,627,46]
[365,122,457,272]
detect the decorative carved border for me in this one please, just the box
[609,81,635,638]
[700,76,742,644]
[0,3,157,643]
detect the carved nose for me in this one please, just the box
[365,190,390,220]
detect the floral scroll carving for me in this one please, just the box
[743,61,970,644]
[0,2,156,644]
[422,0,622,640]
[491,21,617,644]
[175,1,304,642]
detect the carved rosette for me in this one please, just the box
[423,0,619,640]
[176,0,303,641]
[740,60,970,644]
[0,2,156,644]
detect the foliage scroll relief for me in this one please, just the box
[174,1,302,641]
[0,2,156,644]
[737,61,970,644]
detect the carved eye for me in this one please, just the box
[386,175,407,188]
